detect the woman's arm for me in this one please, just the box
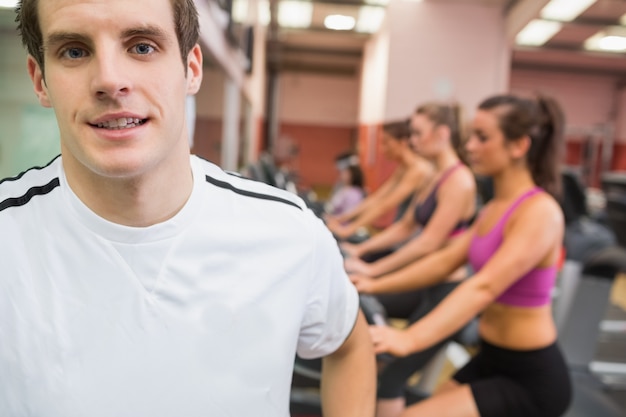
[333,166,428,239]
[370,195,564,357]
[345,196,420,259]
[350,228,473,294]
[365,168,476,276]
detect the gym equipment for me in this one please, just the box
[555,169,626,416]
[602,172,626,248]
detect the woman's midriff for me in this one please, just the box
[478,303,557,350]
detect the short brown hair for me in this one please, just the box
[15,0,200,74]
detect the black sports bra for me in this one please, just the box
[413,162,472,235]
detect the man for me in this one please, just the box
[0,0,376,415]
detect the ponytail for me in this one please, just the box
[528,95,564,198]
[449,103,468,165]
[478,94,565,198]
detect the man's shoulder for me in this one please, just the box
[192,155,306,212]
[0,156,61,214]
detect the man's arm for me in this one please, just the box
[320,310,376,417]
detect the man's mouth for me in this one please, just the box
[92,117,148,130]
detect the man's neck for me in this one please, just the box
[63,154,194,227]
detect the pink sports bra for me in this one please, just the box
[468,187,557,307]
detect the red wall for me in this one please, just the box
[614,143,626,172]
[278,123,357,189]
[272,120,399,229]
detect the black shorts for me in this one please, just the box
[453,339,572,417]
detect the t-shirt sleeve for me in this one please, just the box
[296,215,360,359]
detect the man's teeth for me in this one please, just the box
[96,118,145,129]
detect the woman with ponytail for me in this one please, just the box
[343,102,476,277]
[356,94,572,417]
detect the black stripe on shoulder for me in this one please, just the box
[0,155,61,186]
[225,170,243,178]
[205,175,302,211]
[0,177,61,213]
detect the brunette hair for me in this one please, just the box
[347,164,364,188]
[478,94,565,197]
[15,0,199,75]
[382,119,411,141]
[415,102,467,163]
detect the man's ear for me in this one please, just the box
[186,44,203,95]
[27,55,51,108]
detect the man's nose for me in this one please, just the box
[90,49,132,100]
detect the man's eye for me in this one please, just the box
[63,47,87,59]
[133,43,155,55]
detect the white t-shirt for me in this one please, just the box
[0,155,359,417]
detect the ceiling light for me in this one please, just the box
[598,36,626,51]
[585,28,626,53]
[324,14,356,31]
[356,6,385,34]
[540,0,596,22]
[231,0,249,23]
[516,19,562,46]
[0,0,18,8]
[278,1,313,29]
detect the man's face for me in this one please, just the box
[28,0,202,181]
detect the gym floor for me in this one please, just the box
[593,301,626,412]
[559,275,626,416]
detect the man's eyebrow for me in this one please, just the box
[121,25,171,42]
[44,32,91,50]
